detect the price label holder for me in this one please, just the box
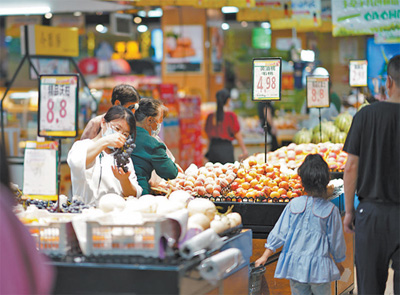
[252,57,282,102]
[349,60,367,110]
[306,75,330,143]
[349,60,368,87]
[23,141,58,201]
[38,74,79,138]
[252,57,282,163]
[38,74,79,209]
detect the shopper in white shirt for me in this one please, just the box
[68,105,142,206]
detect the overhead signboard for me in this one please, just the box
[332,1,400,37]
[21,25,79,57]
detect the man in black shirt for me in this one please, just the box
[343,55,400,294]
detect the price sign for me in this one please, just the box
[349,60,368,87]
[252,57,282,101]
[306,75,330,108]
[38,75,79,138]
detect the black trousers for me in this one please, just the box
[205,138,234,164]
[355,201,400,294]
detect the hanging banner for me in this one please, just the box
[195,0,255,8]
[5,15,41,38]
[375,29,400,44]
[291,0,322,28]
[237,0,291,22]
[306,75,330,108]
[164,25,203,73]
[252,57,282,101]
[319,0,332,32]
[349,60,368,87]
[51,14,85,35]
[21,25,79,57]
[38,75,79,138]
[332,0,400,37]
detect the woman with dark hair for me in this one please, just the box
[255,154,346,294]
[81,84,141,140]
[68,105,142,206]
[205,89,248,164]
[131,98,179,195]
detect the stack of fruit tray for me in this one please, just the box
[27,220,81,256]
[214,201,286,239]
[85,216,169,258]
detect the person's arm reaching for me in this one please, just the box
[234,131,248,161]
[343,153,359,234]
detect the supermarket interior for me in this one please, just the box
[0,0,399,294]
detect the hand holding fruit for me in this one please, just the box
[102,132,127,150]
[112,166,131,182]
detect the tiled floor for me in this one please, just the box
[351,267,394,295]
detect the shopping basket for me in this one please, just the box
[249,262,266,295]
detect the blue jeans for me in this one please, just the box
[289,279,331,295]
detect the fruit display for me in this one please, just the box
[157,159,303,203]
[24,198,89,213]
[267,142,347,170]
[294,112,353,144]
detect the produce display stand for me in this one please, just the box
[215,192,354,295]
[50,230,252,295]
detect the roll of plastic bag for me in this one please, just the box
[198,248,244,285]
[179,228,223,259]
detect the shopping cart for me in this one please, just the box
[249,262,266,295]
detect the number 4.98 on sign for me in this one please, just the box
[257,76,277,91]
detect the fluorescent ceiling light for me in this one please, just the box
[0,6,51,16]
[301,50,316,62]
[221,6,239,14]
[137,10,146,17]
[137,25,148,33]
[148,8,163,17]
[261,22,271,29]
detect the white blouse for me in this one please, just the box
[67,139,142,206]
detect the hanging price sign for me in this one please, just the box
[252,57,282,101]
[306,75,330,108]
[349,60,368,87]
[38,75,79,138]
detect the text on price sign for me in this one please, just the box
[307,76,329,108]
[253,59,281,101]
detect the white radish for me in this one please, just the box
[99,194,126,213]
[187,198,217,221]
[169,190,192,207]
[227,212,242,228]
[156,200,185,215]
[210,218,230,234]
[188,213,210,230]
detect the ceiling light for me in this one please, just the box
[0,6,51,16]
[148,8,162,18]
[221,6,239,14]
[44,13,53,19]
[137,25,148,33]
[261,22,271,29]
[301,50,315,62]
[96,24,108,34]
[221,23,230,30]
[134,17,142,24]
[137,10,146,17]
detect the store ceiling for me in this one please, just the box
[0,0,134,14]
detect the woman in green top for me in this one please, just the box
[131,98,179,195]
